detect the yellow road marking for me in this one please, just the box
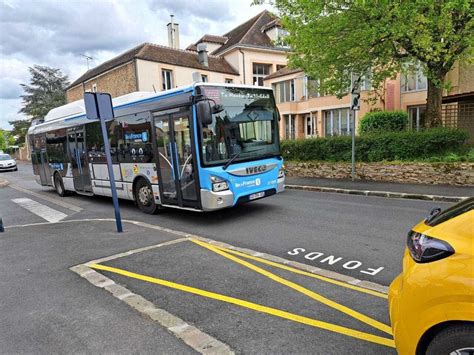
[90,263,395,348]
[191,239,392,336]
[210,243,387,299]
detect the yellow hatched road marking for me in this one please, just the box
[191,239,392,336]
[210,243,387,299]
[89,263,395,348]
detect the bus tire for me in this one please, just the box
[134,178,157,214]
[54,173,66,197]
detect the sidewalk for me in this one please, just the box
[286,177,473,202]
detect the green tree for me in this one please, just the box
[0,130,6,151]
[8,119,31,145]
[274,0,474,127]
[19,65,69,121]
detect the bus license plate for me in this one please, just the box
[249,191,265,200]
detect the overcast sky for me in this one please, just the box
[0,0,275,129]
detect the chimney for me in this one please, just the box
[167,15,180,49]
[197,43,208,67]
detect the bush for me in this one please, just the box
[359,110,408,134]
[281,128,469,162]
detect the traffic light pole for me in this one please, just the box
[350,73,361,182]
[351,109,356,181]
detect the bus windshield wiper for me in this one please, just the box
[222,148,261,170]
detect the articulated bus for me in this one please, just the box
[28,83,285,213]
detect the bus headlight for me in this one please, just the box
[210,176,229,192]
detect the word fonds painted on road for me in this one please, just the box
[288,248,384,277]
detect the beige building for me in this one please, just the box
[67,11,289,102]
[265,63,474,140]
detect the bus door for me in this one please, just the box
[67,128,92,193]
[153,108,199,208]
[32,133,49,185]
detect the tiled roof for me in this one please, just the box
[68,43,239,89]
[212,10,281,55]
[261,18,281,32]
[186,35,228,51]
[264,67,303,81]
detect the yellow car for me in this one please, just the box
[389,197,473,355]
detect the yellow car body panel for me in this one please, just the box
[389,209,474,355]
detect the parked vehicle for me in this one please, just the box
[27,83,284,213]
[389,197,474,354]
[0,153,17,172]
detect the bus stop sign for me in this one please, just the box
[84,92,123,233]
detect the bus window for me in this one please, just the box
[115,112,153,163]
[46,129,67,168]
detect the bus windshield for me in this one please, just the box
[198,86,280,166]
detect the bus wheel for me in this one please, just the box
[54,173,66,197]
[135,178,157,214]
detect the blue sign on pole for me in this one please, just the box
[84,92,123,233]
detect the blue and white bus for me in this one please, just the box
[28,83,285,213]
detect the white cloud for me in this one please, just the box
[0,0,275,129]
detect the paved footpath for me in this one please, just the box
[286,176,473,202]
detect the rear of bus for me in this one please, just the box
[194,84,284,211]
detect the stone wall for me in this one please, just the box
[286,161,474,186]
[66,61,137,102]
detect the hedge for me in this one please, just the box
[281,128,469,162]
[359,110,408,134]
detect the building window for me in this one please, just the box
[306,77,324,98]
[284,114,296,139]
[324,108,351,136]
[91,83,97,93]
[407,105,426,131]
[272,79,295,103]
[162,69,173,91]
[401,70,427,92]
[253,63,271,86]
[225,78,233,84]
[201,74,208,82]
[305,113,317,137]
[275,28,289,47]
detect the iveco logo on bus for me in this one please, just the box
[246,165,267,175]
[228,163,277,177]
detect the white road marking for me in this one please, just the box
[9,184,82,212]
[12,198,68,223]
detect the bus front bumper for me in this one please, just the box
[200,189,234,211]
[200,175,284,211]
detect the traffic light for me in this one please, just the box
[351,73,361,111]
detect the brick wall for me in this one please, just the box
[286,161,474,186]
[66,61,137,102]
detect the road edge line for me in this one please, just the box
[70,263,234,355]
[189,235,389,295]
[285,184,468,202]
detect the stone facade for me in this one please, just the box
[286,161,474,186]
[66,61,137,102]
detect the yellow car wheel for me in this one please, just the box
[426,324,474,355]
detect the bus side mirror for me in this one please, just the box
[197,101,213,126]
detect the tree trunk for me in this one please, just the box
[425,78,443,128]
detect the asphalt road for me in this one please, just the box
[0,161,457,353]
[1,162,453,286]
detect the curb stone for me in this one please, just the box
[285,184,469,203]
[70,264,234,355]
